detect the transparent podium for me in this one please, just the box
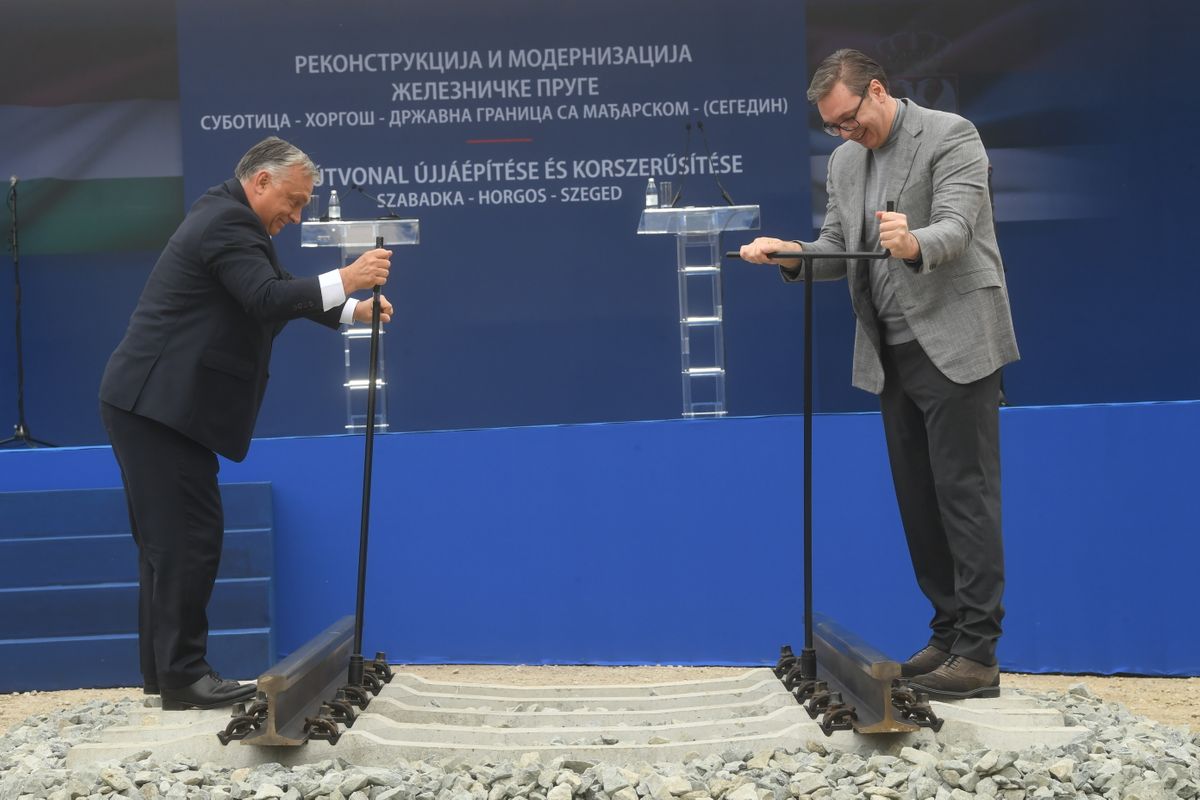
[301,218,420,433]
[637,205,760,417]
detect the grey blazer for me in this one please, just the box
[788,98,1019,394]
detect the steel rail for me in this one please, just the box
[813,613,919,735]
[232,616,355,746]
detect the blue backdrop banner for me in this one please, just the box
[175,0,813,432]
[1,1,1194,447]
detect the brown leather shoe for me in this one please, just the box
[900,645,950,678]
[907,655,1000,699]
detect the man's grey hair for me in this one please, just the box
[234,137,319,183]
[806,48,889,103]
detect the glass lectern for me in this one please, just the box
[300,218,420,433]
[637,205,760,417]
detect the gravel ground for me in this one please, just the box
[2,667,1197,735]
[3,667,1199,800]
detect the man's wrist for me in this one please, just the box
[903,233,923,267]
[779,240,804,272]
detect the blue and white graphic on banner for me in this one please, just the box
[176,0,816,431]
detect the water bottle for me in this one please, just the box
[328,189,342,220]
[644,178,658,208]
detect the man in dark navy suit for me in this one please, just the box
[99,137,392,710]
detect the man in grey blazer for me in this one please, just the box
[741,49,1018,698]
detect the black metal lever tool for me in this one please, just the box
[348,235,386,688]
[725,244,890,681]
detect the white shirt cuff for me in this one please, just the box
[339,298,359,325]
[318,269,347,312]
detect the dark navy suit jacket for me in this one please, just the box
[100,179,342,461]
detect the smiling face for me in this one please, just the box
[816,79,896,150]
[243,165,313,235]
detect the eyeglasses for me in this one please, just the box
[822,88,869,137]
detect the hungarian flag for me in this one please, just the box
[0,2,183,254]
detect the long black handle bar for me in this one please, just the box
[724,250,891,260]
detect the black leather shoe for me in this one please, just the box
[900,645,950,678]
[160,672,256,711]
[143,683,159,696]
[907,655,1000,699]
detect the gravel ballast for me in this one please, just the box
[2,681,1198,800]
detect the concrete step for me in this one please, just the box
[121,691,798,731]
[66,671,1091,769]
[365,692,798,727]
[370,677,785,711]
[386,669,770,698]
[932,699,1066,728]
[67,719,916,769]
[90,704,812,748]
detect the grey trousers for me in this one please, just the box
[879,340,1005,666]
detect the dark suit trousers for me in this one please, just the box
[100,402,223,689]
[879,340,1005,666]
